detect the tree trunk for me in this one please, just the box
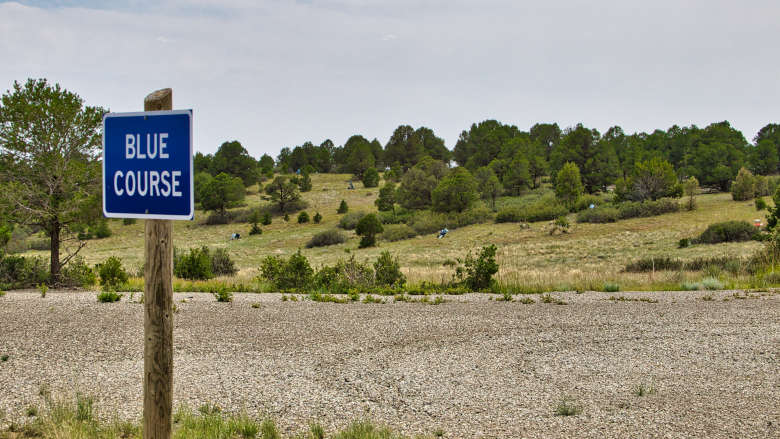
[49,218,60,285]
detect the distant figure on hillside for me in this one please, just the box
[231,233,241,240]
[348,180,355,190]
[437,228,449,239]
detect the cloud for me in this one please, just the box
[1,0,779,158]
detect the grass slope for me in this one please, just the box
[21,173,769,291]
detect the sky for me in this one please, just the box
[1,0,779,159]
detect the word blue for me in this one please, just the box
[103,110,193,220]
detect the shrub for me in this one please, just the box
[496,197,568,223]
[755,175,770,197]
[306,229,347,248]
[96,256,129,288]
[455,244,499,291]
[381,224,417,242]
[362,167,379,188]
[210,248,238,276]
[573,194,606,212]
[603,282,620,292]
[205,212,231,225]
[249,223,262,235]
[338,212,367,230]
[337,200,349,214]
[90,221,112,239]
[313,212,322,224]
[576,207,619,223]
[678,238,690,248]
[374,251,405,287]
[212,286,234,302]
[97,291,122,303]
[756,198,767,211]
[555,162,584,208]
[731,167,756,201]
[261,212,272,225]
[314,256,375,291]
[356,214,383,248]
[617,198,680,219]
[700,277,724,290]
[298,211,310,223]
[0,255,48,289]
[408,207,493,235]
[174,247,214,280]
[696,221,757,244]
[259,250,313,291]
[61,257,96,288]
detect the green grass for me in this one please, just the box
[17,174,772,293]
[554,397,582,416]
[4,392,439,439]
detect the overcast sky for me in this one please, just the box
[1,0,778,158]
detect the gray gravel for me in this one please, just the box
[0,289,778,438]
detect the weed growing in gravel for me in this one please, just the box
[393,294,446,304]
[516,296,536,304]
[308,291,351,303]
[211,286,234,303]
[251,302,261,309]
[554,397,582,416]
[0,290,5,297]
[701,294,714,301]
[38,283,48,298]
[1,355,8,362]
[309,423,325,439]
[608,296,659,304]
[362,294,385,304]
[634,383,657,397]
[96,291,122,303]
[541,294,567,305]
[494,291,514,302]
[25,406,37,417]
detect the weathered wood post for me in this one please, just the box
[143,88,174,439]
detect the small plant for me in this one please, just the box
[362,294,385,304]
[678,238,690,248]
[517,296,535,304]
[251,302,261,309]
[249,223,262,235]
[634,383,656,397]
[284,213,290,222]
[97,291,123,303]
[700,294,714,301]
[455,244,499,291]
[174,247,214,280]
[97,256,129,288]
[0,290,6,297]
[26,406,38,417]
[261,212,272,225]
[495,291,514,302]
[298,211,310,223]
[313,212,322,224]
[755,198,767,211]
[541,294,567,305]
[603,282,620,292]
[38,283,48,298]
[374,251,406,287]
[0,355,8,362]
[700,277,724,290]
[337,199,349,214]
[306,229,347,248]
[310,423,325,439]
[210,248,238,276]
[554,397,582,416]
[212,286,233,303]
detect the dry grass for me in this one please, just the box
[20,174,768,290]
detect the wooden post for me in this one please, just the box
[143,88,174,439]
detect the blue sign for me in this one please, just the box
[103,110,193,220]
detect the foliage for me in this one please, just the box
[496,195,568,223]
[96,256,129,288]
[296,170,313,192]
[210,248,238,276]
[755,198,767,211]
[474,166,502,210]
[260,250,313,291]
[211,285,234,302]
[262,212,272,225]
[396,157,448,210]
[264,176,302,213]
[407,207,493,235]
[174,247,214,280]
[362,167,379,188]
[616,198,680,219]
[555,162,584,208]
[199,172,245,214]
[356,214,383,248]
[632,157,678,201]
[306,229,348,248]
[683,176,699,210]
[375,181,397,212]
[695,221,758,244]
[373,251,406,287]
[97,291,122,303]
[455,244,499,291]
[0,79,105,283]
[572,194,608,212]
[731,167,756,201]
[338,212,367,230]
[431,167,479,213]
[576,207,620,223]
[337,199,349,214]
[0,254,48,289]
[384,125,451,169]
[297,211,310,223]
[313,212,322,224]
[249,223,262,235]
[554,397,582,416]
[60,256,96,288]
[381,224,417,242]
[210,140,259,186]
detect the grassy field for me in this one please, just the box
[21,173,771,292]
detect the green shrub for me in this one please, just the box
[283,213,290,222]
[756,198,767,211]
[496,197,568,223]
[313,212,322,224]
[576,207,619,223]
[314,256,375,291]
[212,286,233,302]
[174,247,214,280]
[374,251,405,287]
[96,256,129,288]
[90,221,112,239]
[573,194,608,212]
[261,212,272,225]
[617,198,680,219]
[678,238,690,248]
[0,255,48,289]
[731,167,756,201]
[205,212,231,225]
[259,250,313,291]
[408,207,493,235]
[97,291,122,303]
[700,277,724,290]
[61,257,96,288]
[362,167,379,188]
[603,282,620,292]
[249,223,262,235]
[297,211,310,224]
[210,248,238,276]
[696,221,757,244]
[381,224,417,242]
[455,244,499,291]
[337,200,349,214]
[338,212,366,230]
[356,214,383,248]
[306,229,347,248]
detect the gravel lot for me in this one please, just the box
[1,289,778,438]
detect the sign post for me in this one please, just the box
[102,88,193,439]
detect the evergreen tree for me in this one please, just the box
[555,162,584,208]
[362,167,379,188]
[337,200,349,214]
[375,181,397,212]
[432,168,479,213]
